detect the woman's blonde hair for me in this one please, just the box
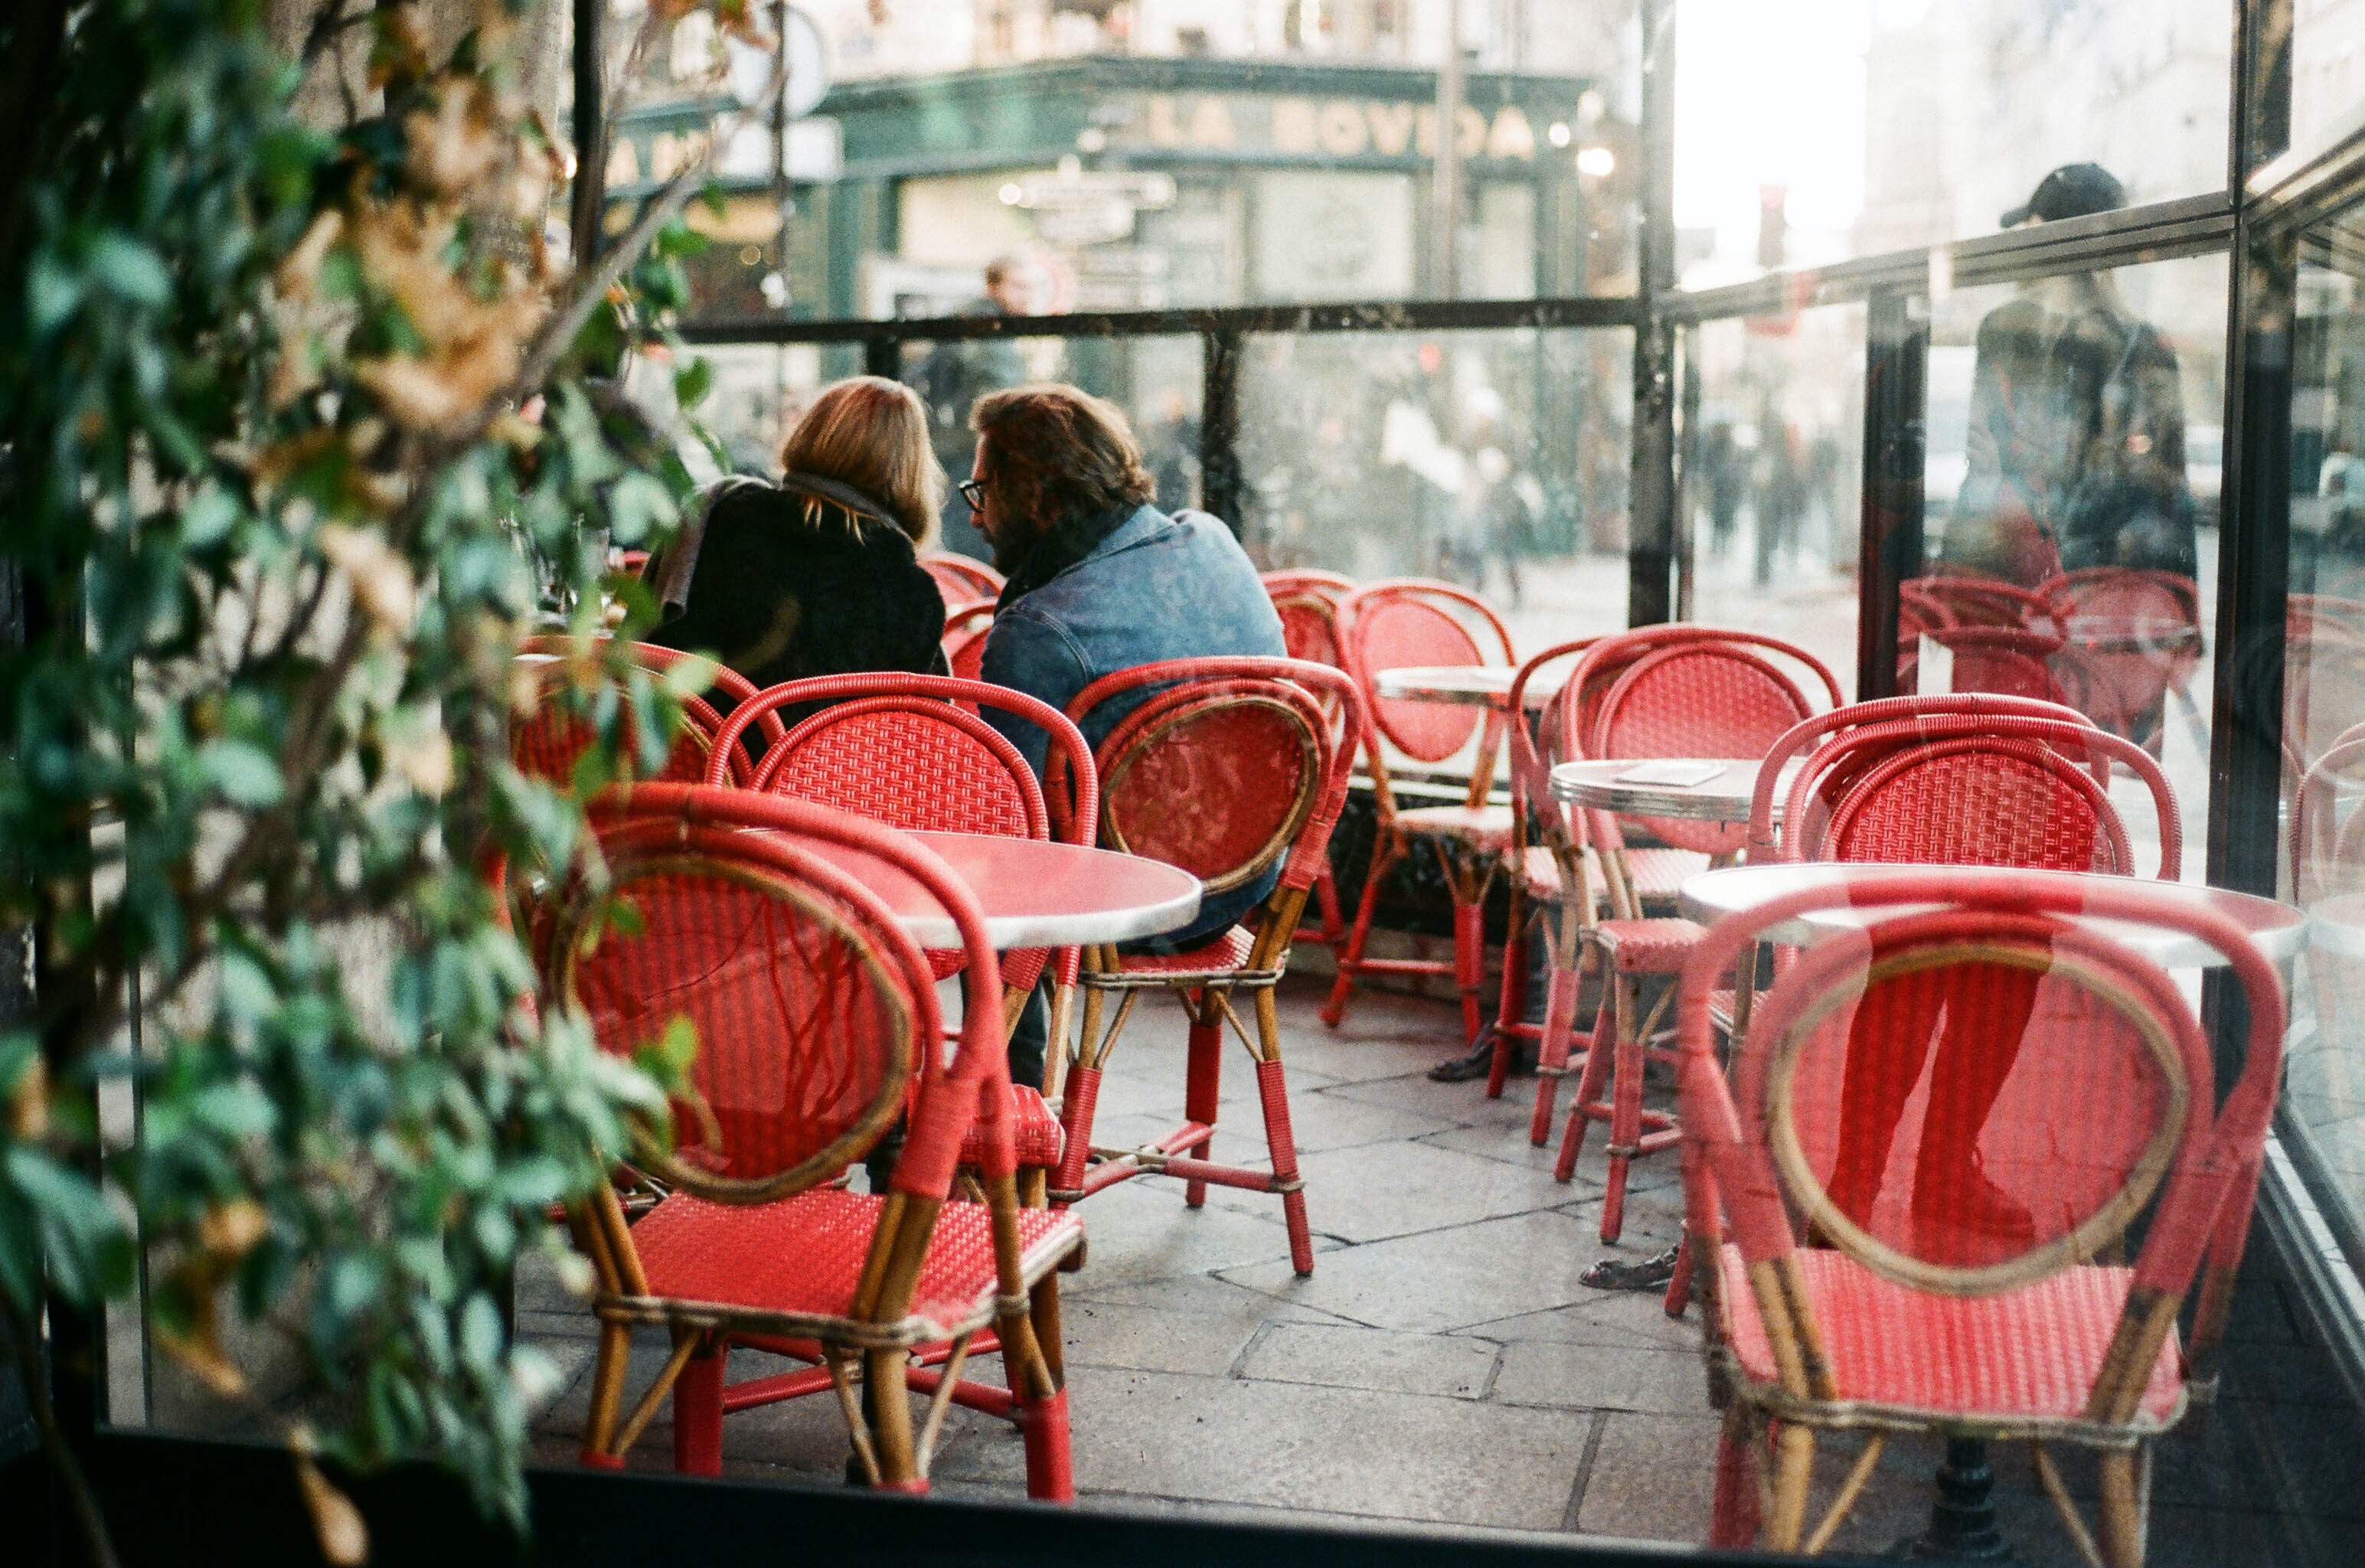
[776,375,944,544]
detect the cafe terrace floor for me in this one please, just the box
[518,975,2365,1566]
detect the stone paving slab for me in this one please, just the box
[1236,1321,1501,1400]
[1491,1341,1707,1416]
[936,1366,1593,1531]
[1220,1207,1607,1333]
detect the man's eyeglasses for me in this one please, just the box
[958,479,985,509]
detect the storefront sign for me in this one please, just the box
[1128,95,1540,164]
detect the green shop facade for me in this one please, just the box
[606,54,1625,325]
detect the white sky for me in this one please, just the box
[1674,0,1929,262]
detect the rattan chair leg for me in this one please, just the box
[1488,890,1529,1099]
[1707,1405,1762,1548]
[1030,1275,1066,1388]
[1766,1422,1817,1552]
[1600,974,1650,1241]
[2096,1448,2150,1568]
[580,1321,632,1469]
[866,1347,923,1492]
[827,1352,882,1485]
[913,1331,975,1480]
[1802,1433,1885,1554]
[2032,1442,2109,1568]
[1320,833,1402,1028]
[1184,990,1223,1209]
[1251,982,1315,1275]
[1042,982,1073,1100]
[672,1334,727,1476]
[1555,979,1617,1184]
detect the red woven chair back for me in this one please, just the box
[1563,628,1838,859]
[710,675,1096,996]
[1338,580,1515,764]
[922,552,1004,603]
[559,786,1011,1205]
[942,599,996,684]
[1909,624,2070,707]
[1911,573,2062,635]
[1772,709,2177,878]
[513,637,779,788]
[1679,873,2282,1326]
[1260,568,1356,598]
[1823,736,2125,873]
[1270,590,1345,671]
[1738,906,2204,1284]
[1067,657,1367,900]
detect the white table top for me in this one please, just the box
[1681,863,2307,968]
[1375,665,1563,708]
[1550,760,1796,824]
[794,830,1202,949]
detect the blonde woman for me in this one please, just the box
[645,376,949,716]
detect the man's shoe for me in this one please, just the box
[1582,1243,1682,1292]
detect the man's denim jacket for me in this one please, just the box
[979,504,1288,942]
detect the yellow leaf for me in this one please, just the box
[294,1444,371,1567]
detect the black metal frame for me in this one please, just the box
[41,0,2365,1559]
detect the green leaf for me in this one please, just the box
[89,234,173,306]
[26,256,83,334]
[198,739,283,806]
[671,355,712,410]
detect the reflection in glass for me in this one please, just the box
[1907,252,2227,882]
[2282,248,2365,1269]
[1233,328,1632,652]
[1683,308,1864,698]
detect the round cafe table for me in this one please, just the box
[791,828,1203,950]
[2061,613,2205,658]
[1375,665,1564,710]
[1682,861,2306,968]
[1677,858,2300,1563]
[1550,758,1798,823]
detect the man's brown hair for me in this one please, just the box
[970,383,1155,532]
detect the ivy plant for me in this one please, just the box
[0,1,773,1560]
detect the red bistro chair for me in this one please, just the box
[1052,657,1369,1277]
[1674,871,2283,1561]
[1545,629,1840,1240]
[707,674,1101,1186]
[1901,623,2072,708]
[1488,638,1609,1105]
[942,599,997,684]
[560,786,1084,1497]
[1325,580,1520,1045]
[1260,570,1357,954]
[1651,694,2184,1318]
[922,551,1005,603]
[1910,570,2065,635]
[511,636,783,789]
[2042,567,2206,754]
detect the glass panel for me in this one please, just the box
[2282,239,2365,1266]
[895,334,1207,558]
[2295,0,2365,151]
[1681,305,1867,701]
[1909,250,2229,886]
[595,0,1638,319]
[1233,325,1634,655]
[1677,1,2231,285]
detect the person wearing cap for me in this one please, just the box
[1938,162,2198,587]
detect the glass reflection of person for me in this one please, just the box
[910,254,1033,561]
[1939,164,2198,588]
